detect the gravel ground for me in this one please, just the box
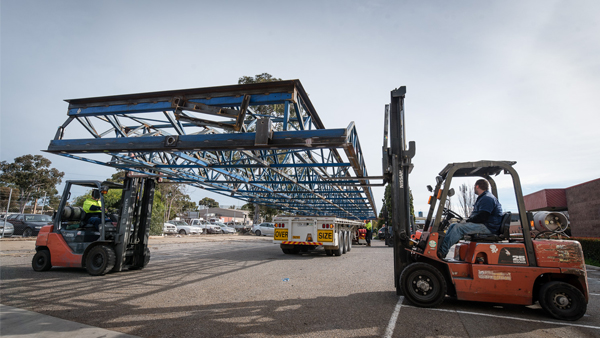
[1,236,599,337]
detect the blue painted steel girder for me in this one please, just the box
[48,80,377,219]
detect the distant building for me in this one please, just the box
[524,178,600,238]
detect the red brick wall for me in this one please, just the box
[524,189,567,211]
[566,179,600,238]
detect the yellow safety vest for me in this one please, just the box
[83,198,102,214]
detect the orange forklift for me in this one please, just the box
[384,87,588,321]
[32,175,157,275]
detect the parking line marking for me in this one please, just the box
[589,293,600,296]
[404,305,600,330]
[384,296,403,338]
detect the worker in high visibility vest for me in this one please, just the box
[365,220,373,247]
[83,189,106,231]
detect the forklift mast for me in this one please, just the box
[113,176,156,271]
[382,86,416,295]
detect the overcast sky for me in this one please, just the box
[2,0,599,216]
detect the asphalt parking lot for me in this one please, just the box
[1,235,599,337]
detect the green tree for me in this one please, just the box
[0,155,65,213]
[242,202,279,222]
[238,73,301,132]
[199,197,219,208]
[159,182,194,221]
[150,190,165,236]
[378,184,414,229]
[0,186,20,213]
[107,171,126,183]
[238,72,282,85]
[47,193,62,211]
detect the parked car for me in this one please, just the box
[6,214,52,237]
[219,223,236,234]
[0,221,14,237]
[252,222,274,236]
[190,219,222,234]
[230,222,251,232]
[163,222,178,235]
[166,220,203,235]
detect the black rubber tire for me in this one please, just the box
[282,249,290,254]
[179,229,186,235]
[22,227,33,238]
[341,232,347,254]
[32,249,52,272]
[255,230,261,236]
[346,231,352,252]
[400,262,447,307]
[85,245,116,276]
[333,233,343,256]
[325,249,334,256]
[538,281,587,321]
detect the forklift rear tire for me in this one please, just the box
[538,281,587,321]
[400,262,447,307]
[85,245,116,276]
[32,249,52,272]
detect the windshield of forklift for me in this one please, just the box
[430,176,518,229]
[64,184,123,214]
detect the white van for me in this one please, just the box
[190,219,222,234]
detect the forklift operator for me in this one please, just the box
[83,189,107,231]
[439,179,503,258]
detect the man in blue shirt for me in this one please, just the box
[439,179,503,259]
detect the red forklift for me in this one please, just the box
[32,174,157,275]
[384,87,588,321]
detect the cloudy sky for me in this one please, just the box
[1,0,599,216]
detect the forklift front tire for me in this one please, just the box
[32,249,52,272]
[538,281,587,321]
[400,262,447,307]
[85,245,116,276]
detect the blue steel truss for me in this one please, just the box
[46,80,377,219]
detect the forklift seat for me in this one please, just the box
[468,212,511,242]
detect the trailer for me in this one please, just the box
[273,216,361,256]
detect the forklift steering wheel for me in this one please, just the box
[443,208,463,221]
